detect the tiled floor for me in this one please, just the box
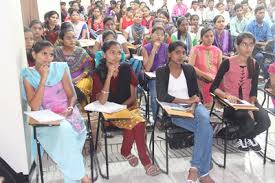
[32,91,275,183]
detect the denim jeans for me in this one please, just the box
[148,79,158,121]
[255,52,269,79]
[171,104,213,176]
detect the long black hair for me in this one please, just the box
[96,40,121,82]
[235,32,256,79]
[176,16,188,40]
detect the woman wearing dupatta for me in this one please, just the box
[21,40,90,183]
[54,28,94,105]
[213,15,234,59]
[189,27,222,108]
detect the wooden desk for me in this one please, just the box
[102,109,131,120]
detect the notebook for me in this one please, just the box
[84,101,127,113]
[25,110,64,124]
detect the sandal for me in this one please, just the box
[145,164,161,176]
[187,168,198,183]
[124,154,139,167]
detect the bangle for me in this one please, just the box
[101,90,110,94]
[67,106,74,111]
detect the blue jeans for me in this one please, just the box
[255,52,269,79]
[171,104,213,176]
[148,79,157,121]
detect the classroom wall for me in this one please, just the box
[0,0,30,174]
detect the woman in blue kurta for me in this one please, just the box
[21,40,90,183]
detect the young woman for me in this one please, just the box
[189,27,222,107]
[91,40,161,176]
[53,29,94,106]
[24,27,35,67]
[44,11,60,44]
[29,20,44,43]
[21,40,90,183]
[213,15,233,59]
[142,26,168,121]
[87,6,104,37]
[69,9,88,40]
[95,30,126,67]
[119,7,134,31]
[93,16,131,59]
[141,6,153,30]
[158,10,177,36]
[171,17,192,55]
[156,41,214,183]
[189,14,202,46]
[210,32,271,152]
[123,11,149,45]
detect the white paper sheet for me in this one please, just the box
[158,101,191,111]
[145,72,156,79]
[24,110,65,123]
[84,101,127,113]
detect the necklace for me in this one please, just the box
[205,50,212,71]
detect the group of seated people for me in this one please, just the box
[21,0,275,183]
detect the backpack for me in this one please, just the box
[0,157,28,183]
[128,58,144,85]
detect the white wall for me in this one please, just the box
[37,0,61,22]
[0,0,30,174]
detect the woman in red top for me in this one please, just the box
[87,6,104,34]
[119,7,134,31]
[44,11,60,44]
[141,6,154,30]
[91,40,161,176]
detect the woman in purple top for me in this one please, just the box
[213,15,234,59]
[142,26,168,122]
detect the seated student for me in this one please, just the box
[29,20,45,43]
[95,30,126,67]
[87,5,104,38]
[171,0,188,23]
[203,0,218,22]
[69,9,88,40]
[43,10,60,44]
[230,4,248,41]
[141,26,168,123]
[210,32,271,152]
[93,16,131,59]
[142,18,172,46]
[245,5,272,80]
[119,7,134,31]
[21,40,90,183]
[141,6,154,30]
[189,14,203,46]
[24,27,35,67]
[53,28,94,106]
[213,15,234,59]
[158,10,177,36]
[215,2,230,26]
[156,41,214,183]
[189,27,222,108]
[91,40,161,176]
[123,10,149,45]
[171,17,192,55]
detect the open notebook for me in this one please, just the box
[84,101,127,113]
[223,99,259,111]
[158,101,194,118]
[25,110,64,124]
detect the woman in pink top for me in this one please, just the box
[268,62,275,107]
[171,0,188,23]
[189,27,222,107]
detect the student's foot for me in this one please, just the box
[124,154,139,167]
[187,167,198,183]
[145,164,161,176]
[81,175,91,183]
[199,175,215,183]
[234,139,249,151]
[246,138,262,152]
